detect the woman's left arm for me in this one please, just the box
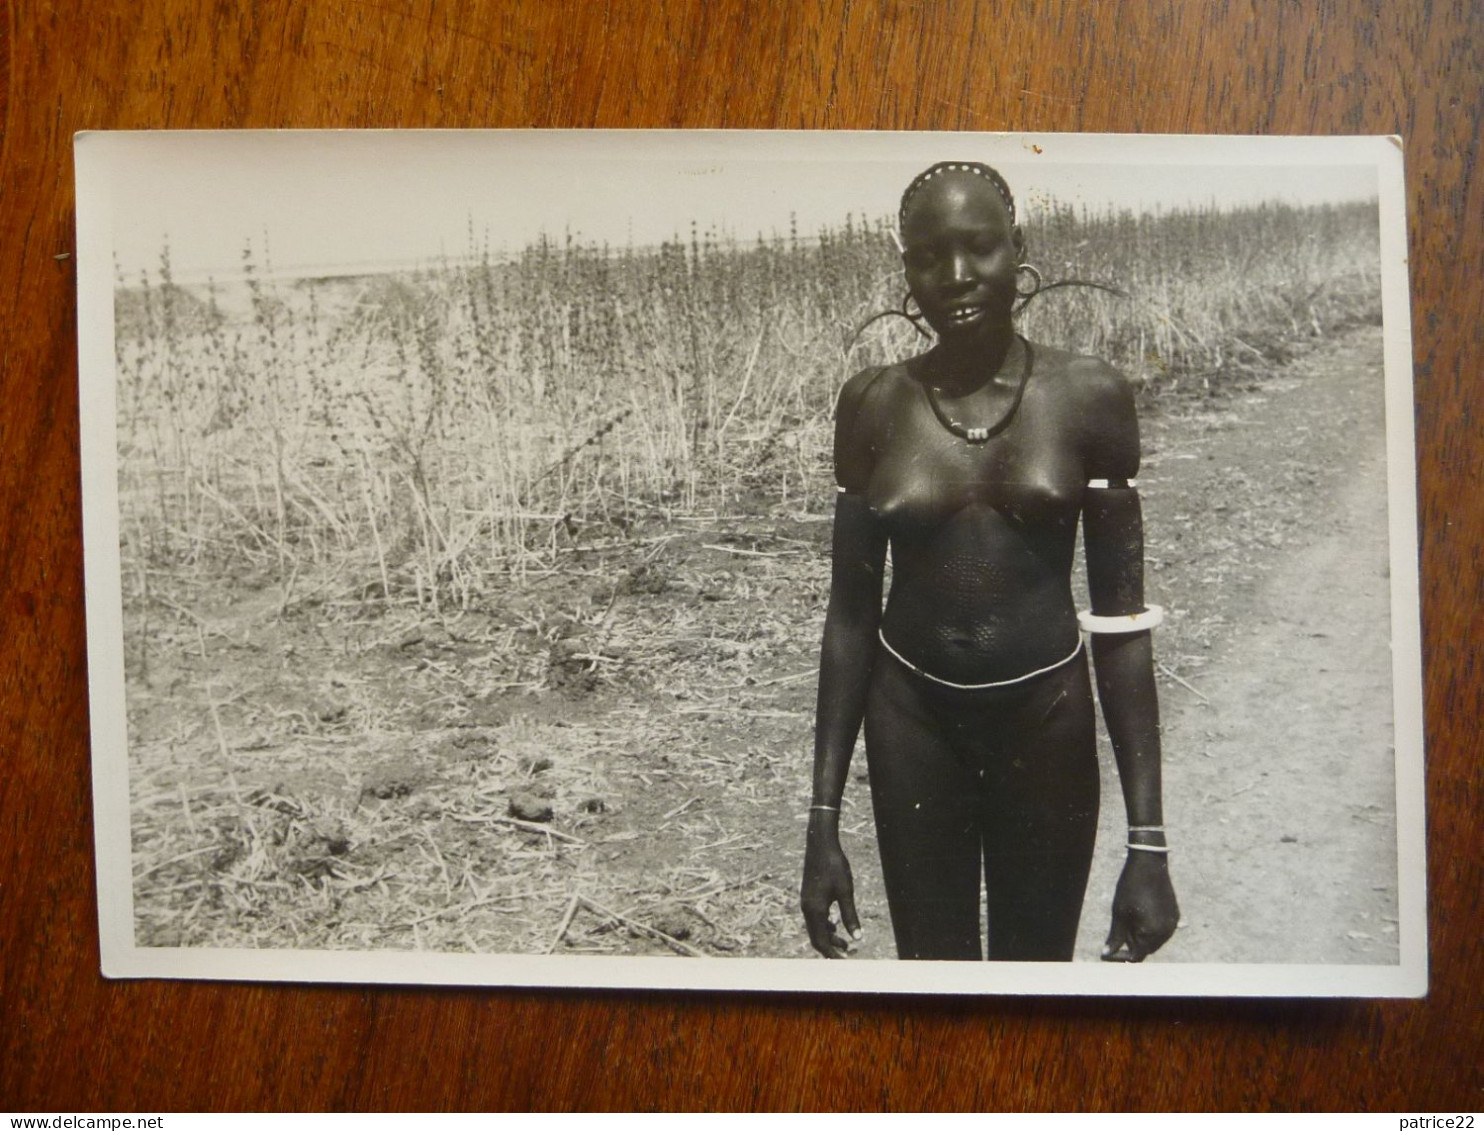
[1081,364,1181,962]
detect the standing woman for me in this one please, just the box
[800,162,1180,962]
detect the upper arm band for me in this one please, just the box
[1077,604,1164,634]
[1087,477,1137,489]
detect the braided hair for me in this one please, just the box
[898,161,1017,231]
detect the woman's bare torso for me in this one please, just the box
[849,344,1112,685]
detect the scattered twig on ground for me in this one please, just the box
[577,895,706,958]
[675,870,771,901]
[684,901,749,947]
[400,892,523,929]
[444,811,587,845]
[1158,661,1212,704]
[700,543,799,558]
[132,843,220,880]
[743,669,815,688]
[546,892,581,954]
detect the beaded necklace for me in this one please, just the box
[922,337,1034,444]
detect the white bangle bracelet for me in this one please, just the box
[1077,604,1164,634]
[1127,842,1171,853]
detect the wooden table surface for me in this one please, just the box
[3,0,1480,1112]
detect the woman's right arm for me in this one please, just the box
[801,371,888,959]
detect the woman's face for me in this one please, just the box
[901,173,1023,340]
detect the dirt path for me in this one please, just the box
[1148,450,1397,964]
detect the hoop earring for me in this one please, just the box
[1015,262,1043,299]
[844,291,932,352]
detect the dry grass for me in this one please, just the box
[115,201,1380,610]
[130,696,803,955]
[125,501,839,956]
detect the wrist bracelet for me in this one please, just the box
[1128,825,1165,834]
[1127,842,1171,854]
[810,804,840,813]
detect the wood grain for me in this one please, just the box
[3,0,1480,1111]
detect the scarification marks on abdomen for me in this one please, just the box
[936,553,1013,594]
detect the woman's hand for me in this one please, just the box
[1101,851,1180,962]
[800,817,861,959]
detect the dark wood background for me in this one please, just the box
[3,0,1480,1111]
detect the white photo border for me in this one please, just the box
[76,130,1426,997]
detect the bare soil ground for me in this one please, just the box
[126,324,1398,964]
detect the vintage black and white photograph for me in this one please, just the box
[77,130,1424,995]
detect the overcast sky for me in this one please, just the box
[82,131,1384,283]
